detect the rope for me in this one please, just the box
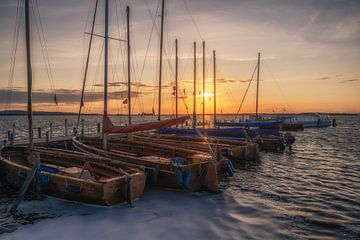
[235,63,258,119]
[32,0,58,109]
[5,0,24,111]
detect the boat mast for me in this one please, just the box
[126,6,131,125]
[175,38,178,126]
[25,0,33,148]
[102,0,109,149]
[193,41,197,129]
[104,0,109,116]
[255,52,260,121]
[202,41,205,128]
[158,0,165,121]
[77,0,98,130]
[213,50,216,126]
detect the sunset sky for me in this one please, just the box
[0,0,359,115]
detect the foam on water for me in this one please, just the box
[1,189,288,240]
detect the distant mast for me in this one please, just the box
[126,6,131,125]
[175,38,178,127]
[103,0,109,149]
[202,41,205,128]
[25,0,33,148]
[193,41,197,129]
[104,0,109,116]
[77,0,98,130]
[213,50,216,126]
[158,0,165,121]
[255,52,261,121]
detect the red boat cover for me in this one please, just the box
[102,114,190,134]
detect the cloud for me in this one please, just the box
[338,79,359,84]
[93,82,154,88]
[0,88,144,105]
[315,76,331,80]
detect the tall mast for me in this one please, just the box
[202,41,205,128]
[77,0,98,130]
[175,38,178,126]
[104,0,109,116]
[213,50,216,126]
[158,0,165,121]
[25,0,33,148]
[255,52,260,121]
[126,6,131,125]
[193,41,197,129]
[102,0,109,150]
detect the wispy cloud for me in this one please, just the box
[0,88,144,105]
[315,76,331,80]
[338,79,359,84]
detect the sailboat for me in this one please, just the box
[0,0,146,207]
[158,52,295,152]
[73,0,221,191]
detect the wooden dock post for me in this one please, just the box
[49,122,53,140]
[73,127,76,135]
[81,119,84,138]
[45,131,49,143]
[7,131,11,143]
[64,119,68,136]
[97,122,101,134]
[37,127,41,139]
[12,124,16,141]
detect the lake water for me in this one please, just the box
[0,115,359,240]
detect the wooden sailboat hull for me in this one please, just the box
[0,146,146,206]
[73,137,220,192]
[128,134,260,162]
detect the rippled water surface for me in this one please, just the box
[0,115,359,240]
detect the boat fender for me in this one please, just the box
[153,167,159,183]
[226,160,234,177]
[220,148,233,159]
[126,176,133,207]
[332,119,337,127]
[41,166,59,174]
[183,172,192,189]
[172,157,188,166]
[175,168,183,187]
[37,175,50,186]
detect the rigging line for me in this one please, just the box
[86,42,104,113]
[181,0,211,55]
[263,59,292,111]
[133,0,160,113]
[77,0,98,124]
[109,47,121,115]
[6,0,24,111]
[33,0,56,95]
[32,2,59,113]
[144,0,161,37]
[235,63,258,118]
[81,0,95,80]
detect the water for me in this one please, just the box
[0,115,359,239]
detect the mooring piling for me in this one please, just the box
[64,119,68,136]
[97,122,101,134]
[37,127,41,139]
[45,131,49,143]
[49,122,53,140]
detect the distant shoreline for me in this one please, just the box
[0,110,358,116]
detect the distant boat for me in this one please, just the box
[279,114,335,128]
[0,0,146,208]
